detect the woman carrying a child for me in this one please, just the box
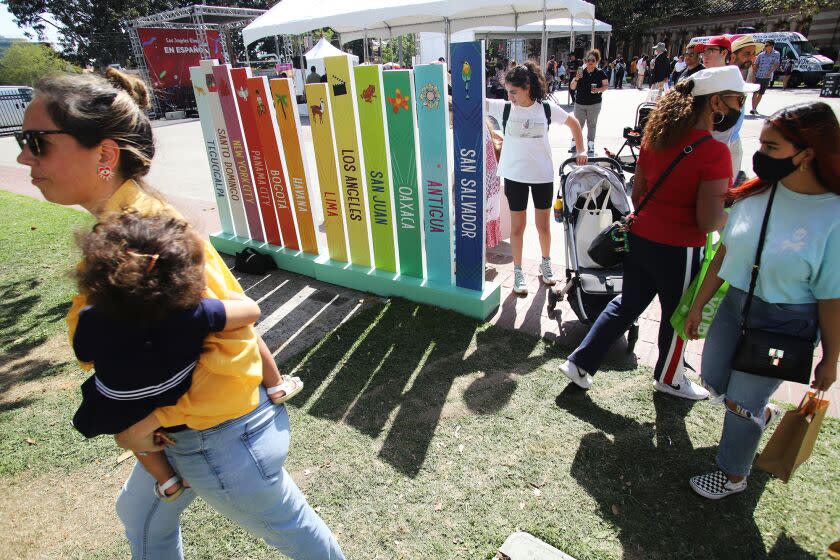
[16,69,345,559]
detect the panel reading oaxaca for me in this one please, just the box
[190,42,500,319]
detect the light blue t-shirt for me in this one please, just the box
[720,181,840,304]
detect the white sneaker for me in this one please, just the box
[587,141,595,156]
[764,403,782,431]
[654,375,709,400]
[689,470,747,500]
[512,268,528,295]
[539,258,556,285]
[560,360,593,389]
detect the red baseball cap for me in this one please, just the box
[695,35,732,53]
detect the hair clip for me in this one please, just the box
[127,249,160,273]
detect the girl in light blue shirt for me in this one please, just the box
[683,101,839,500]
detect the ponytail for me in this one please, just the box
[504,61,547,100]
[642,79,710,151]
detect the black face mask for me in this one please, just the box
[713,106,740,132]
[752,151,802,184]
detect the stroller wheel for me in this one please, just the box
[627,323,639,352]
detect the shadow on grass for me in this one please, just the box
[286,298,568,478]
[554,387,817,559]
[0,278,73,395]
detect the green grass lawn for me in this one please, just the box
[1,191,837,559]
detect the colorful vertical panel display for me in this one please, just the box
[382,70,423,278]
[449,41,485,290]
[212,64,264,241]
[245,75,300,250]
[325,55,371,267]
[268,78,319,254]
[189,64,234,235]
[450,42,486,292]
[230,67,281,246]
[353,65,396,273]
[413,63,453,285]
[305,83,348,262]
[199,60,249,238]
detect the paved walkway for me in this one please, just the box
[1,88,837,416]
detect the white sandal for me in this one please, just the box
[266,376,304,404]
[154,475,186,503]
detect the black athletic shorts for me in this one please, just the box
[757,77,771,95]
[504,179,554,211]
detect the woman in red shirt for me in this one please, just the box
[560,66,757,399]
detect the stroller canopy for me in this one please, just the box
[564,165,631,214]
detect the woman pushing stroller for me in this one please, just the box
[560,66,758,399]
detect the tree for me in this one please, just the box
[760,0,831,17]
[0,42,80,86]
[2,0,269,68]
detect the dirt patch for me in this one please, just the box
[0,458,133,559]
[0,334,76,410]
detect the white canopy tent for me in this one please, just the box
[467,17,610,37]
[242,0,596,67]
[303,36,360,75]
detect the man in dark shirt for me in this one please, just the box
[679,43,705,81]
[651,42,671,91]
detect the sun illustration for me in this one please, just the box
[386,88,410,113]
[419,83,441,110]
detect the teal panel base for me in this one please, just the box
[209,232,500,320]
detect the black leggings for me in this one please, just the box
[504,179,554,211]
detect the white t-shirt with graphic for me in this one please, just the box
[720,181,840,303]
[487,98,570,184]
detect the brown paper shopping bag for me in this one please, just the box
[756,392,828,482]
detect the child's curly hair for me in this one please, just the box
[76,211,205,322]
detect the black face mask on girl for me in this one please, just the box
[752,150,802,184]
[713,106,741,132]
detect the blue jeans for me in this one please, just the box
[700,287,818,477]
[115,387,345,560]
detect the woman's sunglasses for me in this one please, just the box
[721,93,747,107]
[14,129,70,157]
[585,58,597,63]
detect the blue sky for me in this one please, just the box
[0,4,61,43]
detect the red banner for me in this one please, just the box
[138,28,223,89]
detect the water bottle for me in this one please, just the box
[553,196,563,222]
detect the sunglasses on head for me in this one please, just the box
[585,58,597,63]
[14,129,70,157]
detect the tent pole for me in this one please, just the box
[591,20,595,54]
[540,0,547,69]
[569,16,575,104]
[605,32,611,61]
[364,29,369,62]
[513,12,518,63]
[444,18,451,63]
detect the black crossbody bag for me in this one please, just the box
[587,135,711,268]
[730,183,816,384]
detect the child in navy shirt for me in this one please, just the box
[72,212,302,501]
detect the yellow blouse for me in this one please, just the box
[66,180,262,429]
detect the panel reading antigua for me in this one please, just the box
[231,67,282,246]
[354,64,397,273]
[245,75,300,250]
[383,70,423,279]
[189,62,234,235]
[413,63,453,285]
[306,82,348,262]
[325,55,372,268]
[450,41,486,292]
[212,64,265,241]
[268,77,319,254]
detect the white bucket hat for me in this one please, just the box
[688,66,759,96]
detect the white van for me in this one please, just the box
[0,85,34,131]
[688,31,834,88]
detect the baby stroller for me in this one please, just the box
[603,102,656,174]
[547,157,639,351]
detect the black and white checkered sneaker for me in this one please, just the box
[689,470,747,500]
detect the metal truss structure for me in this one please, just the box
[126,5,266,117]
